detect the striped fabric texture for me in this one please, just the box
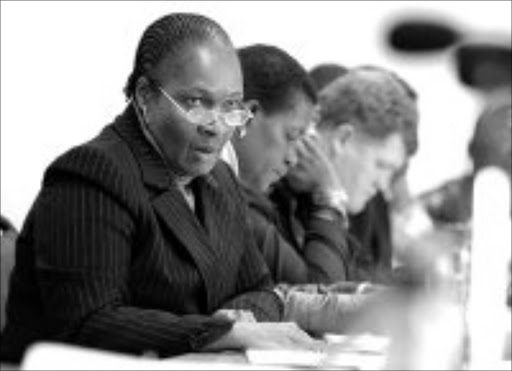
[1,105,282,362]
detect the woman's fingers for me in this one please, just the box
[281,322,327,351]
[213,309,257,322]
[301,135,325,158]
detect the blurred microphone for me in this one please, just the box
[454,43,512,91]
[388,18,460,52]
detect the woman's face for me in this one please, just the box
[142,40,243,178]
[240,93,315,192]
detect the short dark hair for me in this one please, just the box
[318,67,419,155]
[309,63,348,92]
[237,44,317,114]
[468,93,511,171]
[124,13,232,99]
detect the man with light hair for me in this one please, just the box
[276,66,419,283]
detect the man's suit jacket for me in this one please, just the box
[1,105,282,362]
[349,192,393,282]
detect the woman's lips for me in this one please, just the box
[272,168,286,180]
[194,145,218,154]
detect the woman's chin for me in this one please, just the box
[185,158,218,177]
[347,201,364,215]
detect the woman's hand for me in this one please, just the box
[287,135,341,195]
[212,309,257,323]
[202,321,326,352]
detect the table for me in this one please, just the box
[18,341,387,370]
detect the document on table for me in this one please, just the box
[245,333,389,370]
[245,349,325,368]
[21,334,390,370]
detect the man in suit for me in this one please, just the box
[420,89,511,224]
[1,13,323,363]
[276,65,420,284]
[248,66,417,336]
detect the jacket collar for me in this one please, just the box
[150,165,234,312]
[112,103,173,191]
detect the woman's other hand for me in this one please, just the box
[202,321,326,352]
[212,309,257,323]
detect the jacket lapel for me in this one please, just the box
[192,173,241,310]
[112,104,224,311]
[194,174,234,250]
[152,187,223,311]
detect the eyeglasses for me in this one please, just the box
[156,85,253,128]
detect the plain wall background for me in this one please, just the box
[2,0,511,228]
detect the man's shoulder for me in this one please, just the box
[420,174,473,208]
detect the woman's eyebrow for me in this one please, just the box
[225,91,243,100]
[174,86,209,96]
[177,87,243,101]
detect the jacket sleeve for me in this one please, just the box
[218,239,284,322]
[249,207,350,285]
[214,164,284,322]
[301,211,352,282]
[34,147,233,357]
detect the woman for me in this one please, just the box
[231,44,350,284]
[0,13,322,363]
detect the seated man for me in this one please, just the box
[272,66,419,284]
[420,91,511,224]
[419,90,511,307]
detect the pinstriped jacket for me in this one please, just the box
[1,105,282,362]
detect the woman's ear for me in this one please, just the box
[134,76,153,120]
[234,99,261,140]
[238,99,261,137]
[244,99,261,128]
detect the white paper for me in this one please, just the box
[245,349,325,367]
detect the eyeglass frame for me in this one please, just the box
[153,82,253,128]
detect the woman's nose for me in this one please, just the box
[197,117,225,137]
[376,172,392,194]
[284,145,299,168]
